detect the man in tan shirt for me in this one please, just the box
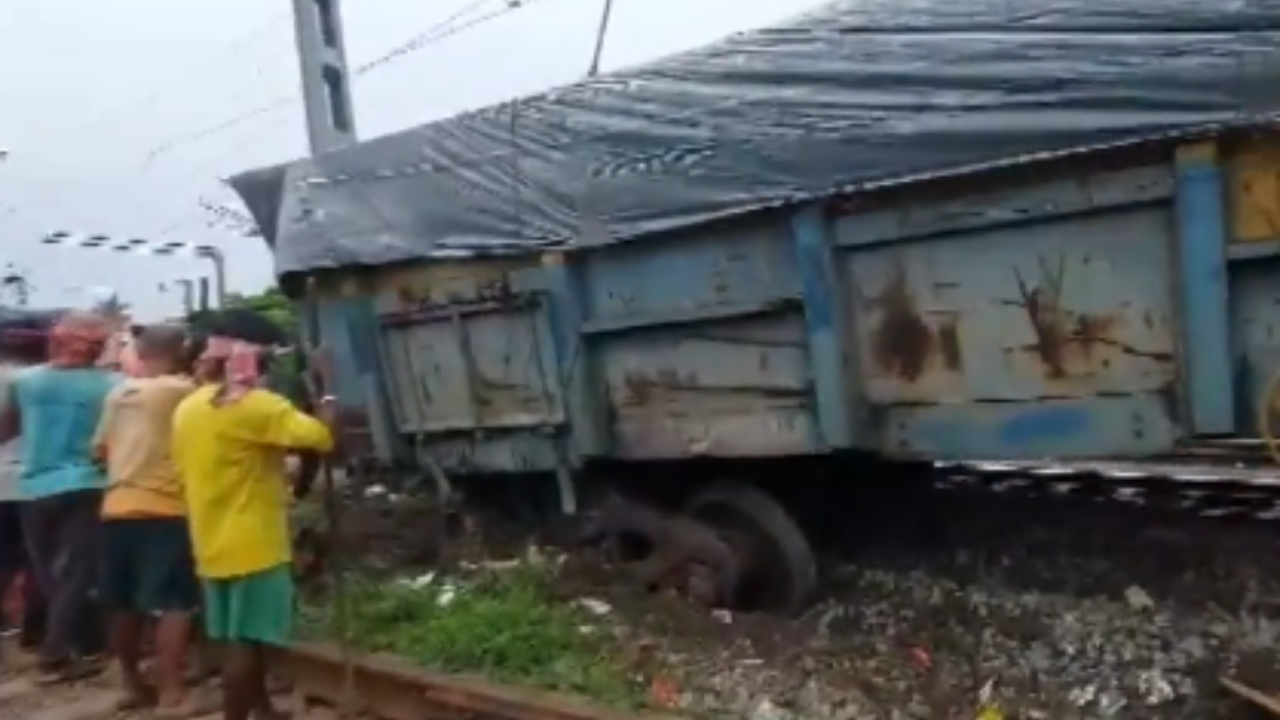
[93,325,199,714]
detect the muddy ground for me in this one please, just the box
[308,479,1280,720]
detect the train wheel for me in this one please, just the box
[685,483,817,616]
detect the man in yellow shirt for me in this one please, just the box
[172,332,335,720]
[93,325,199,714]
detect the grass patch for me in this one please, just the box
[298,566,644,709]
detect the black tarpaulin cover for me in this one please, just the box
[230,0,1280,276]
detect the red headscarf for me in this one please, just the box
[201,335,265,404]
[49,312,110,369]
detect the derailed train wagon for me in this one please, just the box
[230,0,1280,614]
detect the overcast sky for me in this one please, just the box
[0,0,829,320]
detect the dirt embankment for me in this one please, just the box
[307,486,1280,719]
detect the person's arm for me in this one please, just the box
[229,390,335,454]
[92,389,120,463]
[0,371,24,446]
[170,400,191,487]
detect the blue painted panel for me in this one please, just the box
[841,206,1179,406]
[597,313,816,459]
[1228,256,1280,436]
[791,206,857,449]
[579,218,800,327]
[415,430,560,475]
[378,304,564,435]
[517,257,607,460]
[311,293,409,461]
[1175,147,1235,434]
[837,165,1173,249]
[315,295,378,406]
[883,394,1180,459]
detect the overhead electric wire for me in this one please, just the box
[132,0,526,226]
[142,0,553,163]
[145,0,606,238]
[121,0,551,241]
[131,9,291,128]
[0,8,293,241]
[354,0,496,75]
[144,96,298,162]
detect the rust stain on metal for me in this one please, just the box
[937,319,961,371]
[473,371,549,419]
[395,276,514,314]
[621,368,689,407]
[1007,254,1172,380]
[868,263,963,382]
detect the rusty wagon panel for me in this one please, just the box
[569,218,813,460]
[331,257,570,475]
[833,162,1187,458]
[378,306,564,434]
[600,315,813,459]
[845,208,1178,405]
[300,129,1280,469]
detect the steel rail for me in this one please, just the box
[1222,676,1280,716]
[268,641,684,720]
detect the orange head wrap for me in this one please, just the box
[49,312,110,369]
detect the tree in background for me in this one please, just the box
[188,287,297,338]
[185,286,305,403]
[93,292,129,318]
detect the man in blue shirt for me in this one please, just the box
[0,326,49,652]
[0,311,117,683]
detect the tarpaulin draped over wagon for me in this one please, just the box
[229,0,1280,276]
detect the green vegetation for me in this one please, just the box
[186,287,298,339]
[298,567,644,709]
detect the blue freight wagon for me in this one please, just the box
[230,0,1280,613]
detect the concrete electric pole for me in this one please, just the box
[291,0,359,155]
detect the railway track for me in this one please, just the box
[924,453,1280,717]
[1,640,678,720]
[932,453,1280,519]
[15,448,1280,720]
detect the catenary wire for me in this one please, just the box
[142,0,554,163]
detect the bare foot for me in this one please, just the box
[113,687,157,712]
[153,694,212,720]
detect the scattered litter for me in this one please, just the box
[396,573,435,590]
[302,476,1280,720]
[576,598,612,616]
[1124,585,1155,611]
[748,697,786,720]
[908,645,933,671]
[649,676,681,708]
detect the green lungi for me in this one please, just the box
[201,563,294,646]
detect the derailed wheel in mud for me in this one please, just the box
[685,483,817,616]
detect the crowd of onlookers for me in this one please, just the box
[0,309,338,720]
